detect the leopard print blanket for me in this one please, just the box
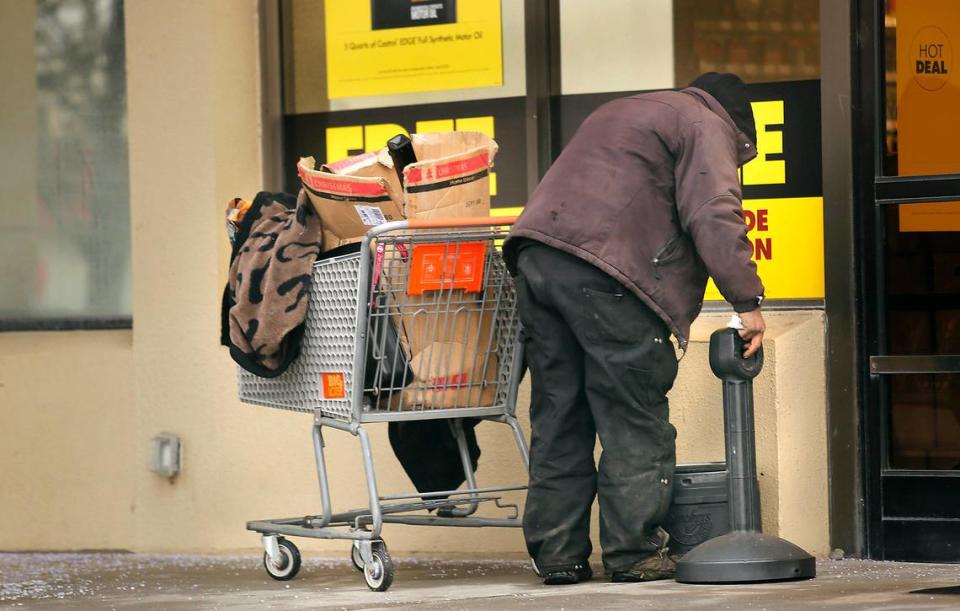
[220,190,322,377]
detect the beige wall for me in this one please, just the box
[0,1,829,559]
[0,331,136,550]
[675,312,830,555]
[125,0,267,552]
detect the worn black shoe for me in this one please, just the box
[610,528,677,583]
[543,564,593,585]
[610,552,676,583]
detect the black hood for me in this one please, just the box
[688,72,756,147]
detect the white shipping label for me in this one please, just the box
[355,205,388,226]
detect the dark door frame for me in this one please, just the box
[852,0,960,562]
[821,0,864,558]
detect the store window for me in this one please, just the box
[674,0,820,86]
[277,0,823,304]
[0,0,130,328]
[279,0,528,212]
[558,0,819,97]
[556,0,822,305]
[879,0,960,470]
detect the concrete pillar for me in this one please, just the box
[125,0,264,549]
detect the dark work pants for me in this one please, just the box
[515,242,679,574]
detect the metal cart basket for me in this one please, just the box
[238,217,529,591]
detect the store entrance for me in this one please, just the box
[860,0,960,562]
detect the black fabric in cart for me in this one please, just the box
[388,419,481,498]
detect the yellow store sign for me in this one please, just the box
[705,97,825,301]
[301,82,824,301]
[703,197,824,301]
[324,0,503,99]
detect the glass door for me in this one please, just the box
[860,0,960,562]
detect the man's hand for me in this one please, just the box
[738,309,766,359]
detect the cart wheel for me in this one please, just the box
[263,537,301,581]
[351,541,364,572]
[362,541,394,592]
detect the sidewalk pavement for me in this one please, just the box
[2,552,960,610]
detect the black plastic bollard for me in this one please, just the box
[675,328,816,584]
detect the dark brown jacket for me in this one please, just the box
[504,87,764,349]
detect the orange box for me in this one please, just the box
[321,372,346,399]
[407,242,486,295]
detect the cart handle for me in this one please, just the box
[406,216,517,229]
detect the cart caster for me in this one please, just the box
[351,541,364,572]
[262,537,301,581]
[362,541,394,592]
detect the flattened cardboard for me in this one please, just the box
[392,292,499,409]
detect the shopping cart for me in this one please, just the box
[238,217,529,591]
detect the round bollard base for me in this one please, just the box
[675,532,816,584]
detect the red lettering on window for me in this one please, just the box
[752,238,773,260]
[756,209,769,231]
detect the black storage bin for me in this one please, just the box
[663,462,730,555]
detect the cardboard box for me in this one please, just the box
[315,132,500,409]
[297,156,405,253]
[396,295,499,409]
[319,131,498,223]
[394,132,499,408]
[400,131,497,221]
[383,243,501,409]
